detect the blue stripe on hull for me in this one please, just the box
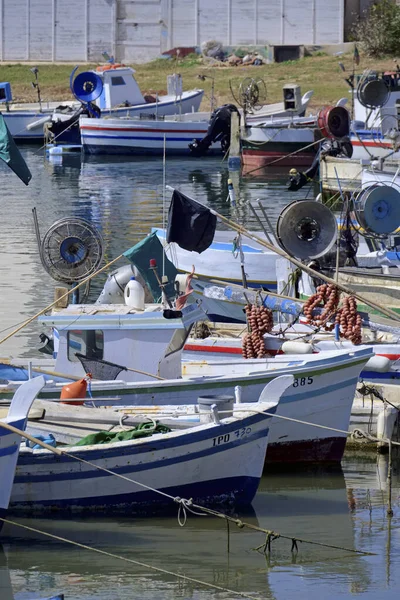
[19,410,271,467]
[83,144,222,156]
[361,370,400,381]
[0,418,25,437]
[16,425,268,483]
[0,445,18,458]
[10,475,260,515]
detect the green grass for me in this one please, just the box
[1,52,399,110]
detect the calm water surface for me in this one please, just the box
[0,147,299,358]
[1,456,399,600]
[0,149,399,599]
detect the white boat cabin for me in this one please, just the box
[94,66,146,110]
[39,303,203,382]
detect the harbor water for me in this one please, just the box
[0,148,399,599]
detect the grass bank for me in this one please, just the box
[1,53,399,110]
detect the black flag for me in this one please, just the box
[166,190,217,253]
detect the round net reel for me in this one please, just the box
[276,201,338,260]
[353,182,400,236]
[40,218,104,284]
[357,78,390,109]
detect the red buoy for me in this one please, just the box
[317,106,350,139]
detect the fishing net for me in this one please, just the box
[75,353,127,381]
[75,421,171,446]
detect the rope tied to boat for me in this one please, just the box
[174,497,207,526]
[0,415,384,557]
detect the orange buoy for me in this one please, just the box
[96,63,125,72]
[60,377,87,406]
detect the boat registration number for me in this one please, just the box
[293,377,313,387]
[212,427,252,446]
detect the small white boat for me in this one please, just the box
[0,66,204,142]
[80,112,213,156]
[0,377,45,528]
[10,378,285,514]
[155,227,278,290]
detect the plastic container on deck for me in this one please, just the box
[124,276,145,310]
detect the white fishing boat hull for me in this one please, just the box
[155,228,278,291]
[10,400,277,514]
[1,90,204,142]
[351,132,400,161]
[80,113,215,155]
[241,123,317,170]
[0,378,45,528]
[3,348,372,464]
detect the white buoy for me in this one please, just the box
[281,341,313,355]
[124,276,145,310]
[364,355,391,373]
[377,405,398,449]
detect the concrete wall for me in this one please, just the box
[0,0,359,64]
[0,0,115,61]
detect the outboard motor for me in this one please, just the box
[189,104,239,156]
[46,103,101,145]
[287,137,353,191]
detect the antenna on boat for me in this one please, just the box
[30,67,42,112]
[198,74,216,113]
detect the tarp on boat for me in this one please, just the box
[75,421,171,446]
[123,231,178,302]
[0,114,32,185]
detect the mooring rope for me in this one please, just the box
[0,516,264,600]
[0,416,379,556]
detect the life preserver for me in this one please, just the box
[96,63,125,72]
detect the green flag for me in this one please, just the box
[123,231,178,302]
[0,114,32,185]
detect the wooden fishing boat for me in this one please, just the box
[0,378,45,528]
[9,379,285,514]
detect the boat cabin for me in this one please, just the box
[38,303,203,382]
[93,66,146,110]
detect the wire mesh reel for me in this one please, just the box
[40,217,104,284]
[230,77,267,112]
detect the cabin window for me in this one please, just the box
[111,76,125,86]
[165,327,191,357]
[67,330,104,362]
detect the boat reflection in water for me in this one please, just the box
[1,463,387,600]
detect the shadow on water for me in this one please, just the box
[2,456,399,599]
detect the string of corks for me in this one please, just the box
[242,304,274,359]
[335,295,362,345]
[302,284,340,331]
[302,284,362,345]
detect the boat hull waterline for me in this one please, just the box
[11,404,275,514]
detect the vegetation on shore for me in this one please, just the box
[2,52,400,112]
